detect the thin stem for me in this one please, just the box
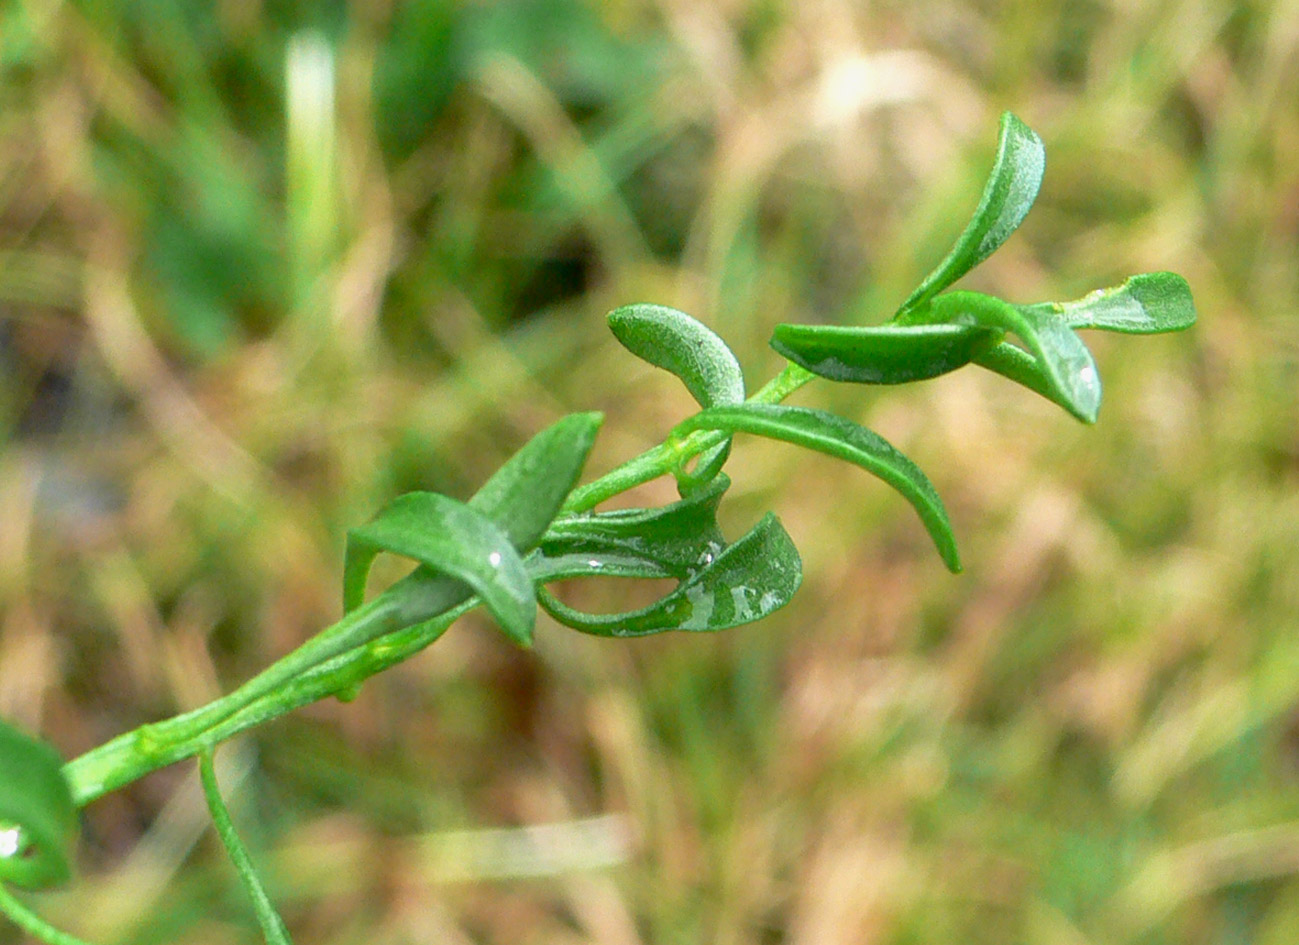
[198,749,293,945]
[0,884,99,945]
[63,359,823,807]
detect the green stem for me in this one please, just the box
[198,749,293,945]
[0,884,98,945]
[62,361,821,807]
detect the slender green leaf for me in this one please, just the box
[911,291,1101,423]
[198,749,293,945]
[608,304,743,492]
[674,404,961,572]
[0,720,76,889]
[769,321,999,384]
[344,493,537,646]
[898,112,1044,316]
[534,475,729,582]
[537,513,801,636]
[1051,271,1197,334]
[467,412,603,552]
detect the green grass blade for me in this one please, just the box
[675,404,961,572]
[197,750,293,945]
[0,720,76,890]
[898,112,1045,316]
[344,493,537,646]
[769,321,999,384]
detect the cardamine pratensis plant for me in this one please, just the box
[0,113,1195,944]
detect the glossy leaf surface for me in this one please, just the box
[769,321,999,384]
[535,475,729,582]
[608,304,743,491]
[1052,271,1197,334]
[537,513,801,636]
[0,720,76,889]
[898,112,1044,316]
[344,493,536,646]
[675,404,961,572]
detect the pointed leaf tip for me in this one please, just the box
[898,111,1045,316]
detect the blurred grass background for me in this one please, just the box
[0,0,1294,942]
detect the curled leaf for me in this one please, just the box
[898,112,1045,317]
[674,404,961,572]
[535,475,729,582]
[770,321,999,384]
[537,513,802,636]
[345,493,537,646]
[0,720,76,889]
[914,291,1101,423]
[607,304,744,492]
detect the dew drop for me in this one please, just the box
[488,552,502,568]
[587,559,603,569]
[0,825,23,859]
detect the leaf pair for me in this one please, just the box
[343,412,603,648]
[771,112,1197,422]
[0,720,76,889]
[531,475,803,636]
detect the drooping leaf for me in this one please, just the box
[0,720,76,889]
[674,404,961,572]
[537,513,801,636]
[467,412,603,552]
[1051,271,1197,334]
[607,304,744,491]
[898,112,1045,317]
[534,475,729,582]
[344,493,537,646]
[912,290,1101,423]
[769,321,999,384]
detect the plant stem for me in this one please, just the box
[62,361,820,807]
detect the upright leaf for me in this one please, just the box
[467,412,603,552]
[344,493,537,646]
[537,513,802,636]
[674,404,961,572]
[0,720,76,889]
[897,112,1045,317]
[769,321,998,384]
[607,304,744,490]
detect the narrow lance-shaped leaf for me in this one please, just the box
[0,719,76,889]
[344,493,537,646]
[607,304,745,491]
[897,112,1045,317]
[674,404,962,572]
[769,321,999,385]
[537,513,802,637]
